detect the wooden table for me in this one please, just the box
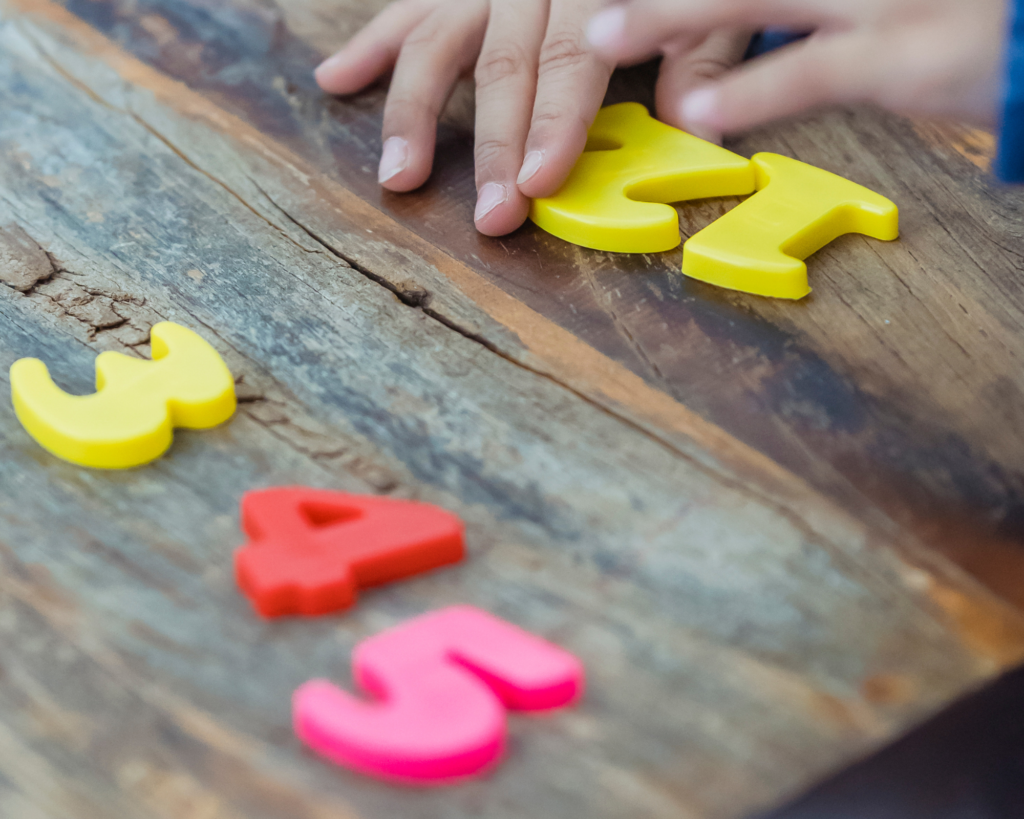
[2,1,1024,817]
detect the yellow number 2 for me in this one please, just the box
[529,102,756,253]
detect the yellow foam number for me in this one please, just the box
[10,322,236,469]
[682,153,900,300]
[529,102,756,253]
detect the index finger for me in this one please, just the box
[516,0,613,199]
[470,0,548,235]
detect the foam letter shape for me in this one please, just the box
[235,487,465,617]
[293,606,584,783]
[10,322,236,468]
[682,153,900,299]
[529,102,756,253]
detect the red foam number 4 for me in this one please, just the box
[293,606,584,783]
[235,488,465,617]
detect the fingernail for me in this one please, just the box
[475,182,508,222]
[314,52,345,81]
[586,6,626,51]
[681,88,719,128]
[517,151,544,185]
[378,137,408,184]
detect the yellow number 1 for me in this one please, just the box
[682,153,899,300]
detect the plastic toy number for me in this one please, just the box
[529,102,756,253]
[682,153,900,299]
[293,606,584,783]
[530,103,900,300]
[235,487,465,617]
[9,321,236,468]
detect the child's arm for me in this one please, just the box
[588,0,1009,158]
[315,0,752,236]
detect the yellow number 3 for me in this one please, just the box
[10,322,236,469]
[529,103,899,300]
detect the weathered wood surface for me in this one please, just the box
[42,0,1024,608]
[0,1,1023,818]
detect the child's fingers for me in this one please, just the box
[515,0,614,200]
[471,0,548,236]
[586,0,836,65]
[654,27,755,143]
[378,2,489,192]
[315,0,437,95]
[679,34,875,136]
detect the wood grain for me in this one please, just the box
[35,0,1024,609]
[0,1,1023,818]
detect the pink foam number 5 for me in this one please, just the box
[293,605,584,783]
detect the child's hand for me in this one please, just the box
[587,0,1008,137]
[315,0,752,236]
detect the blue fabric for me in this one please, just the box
[997,0,1024,182]
[745,29,808,60]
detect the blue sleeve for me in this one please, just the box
[745,30,808,60]
[997,0,1024,182]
